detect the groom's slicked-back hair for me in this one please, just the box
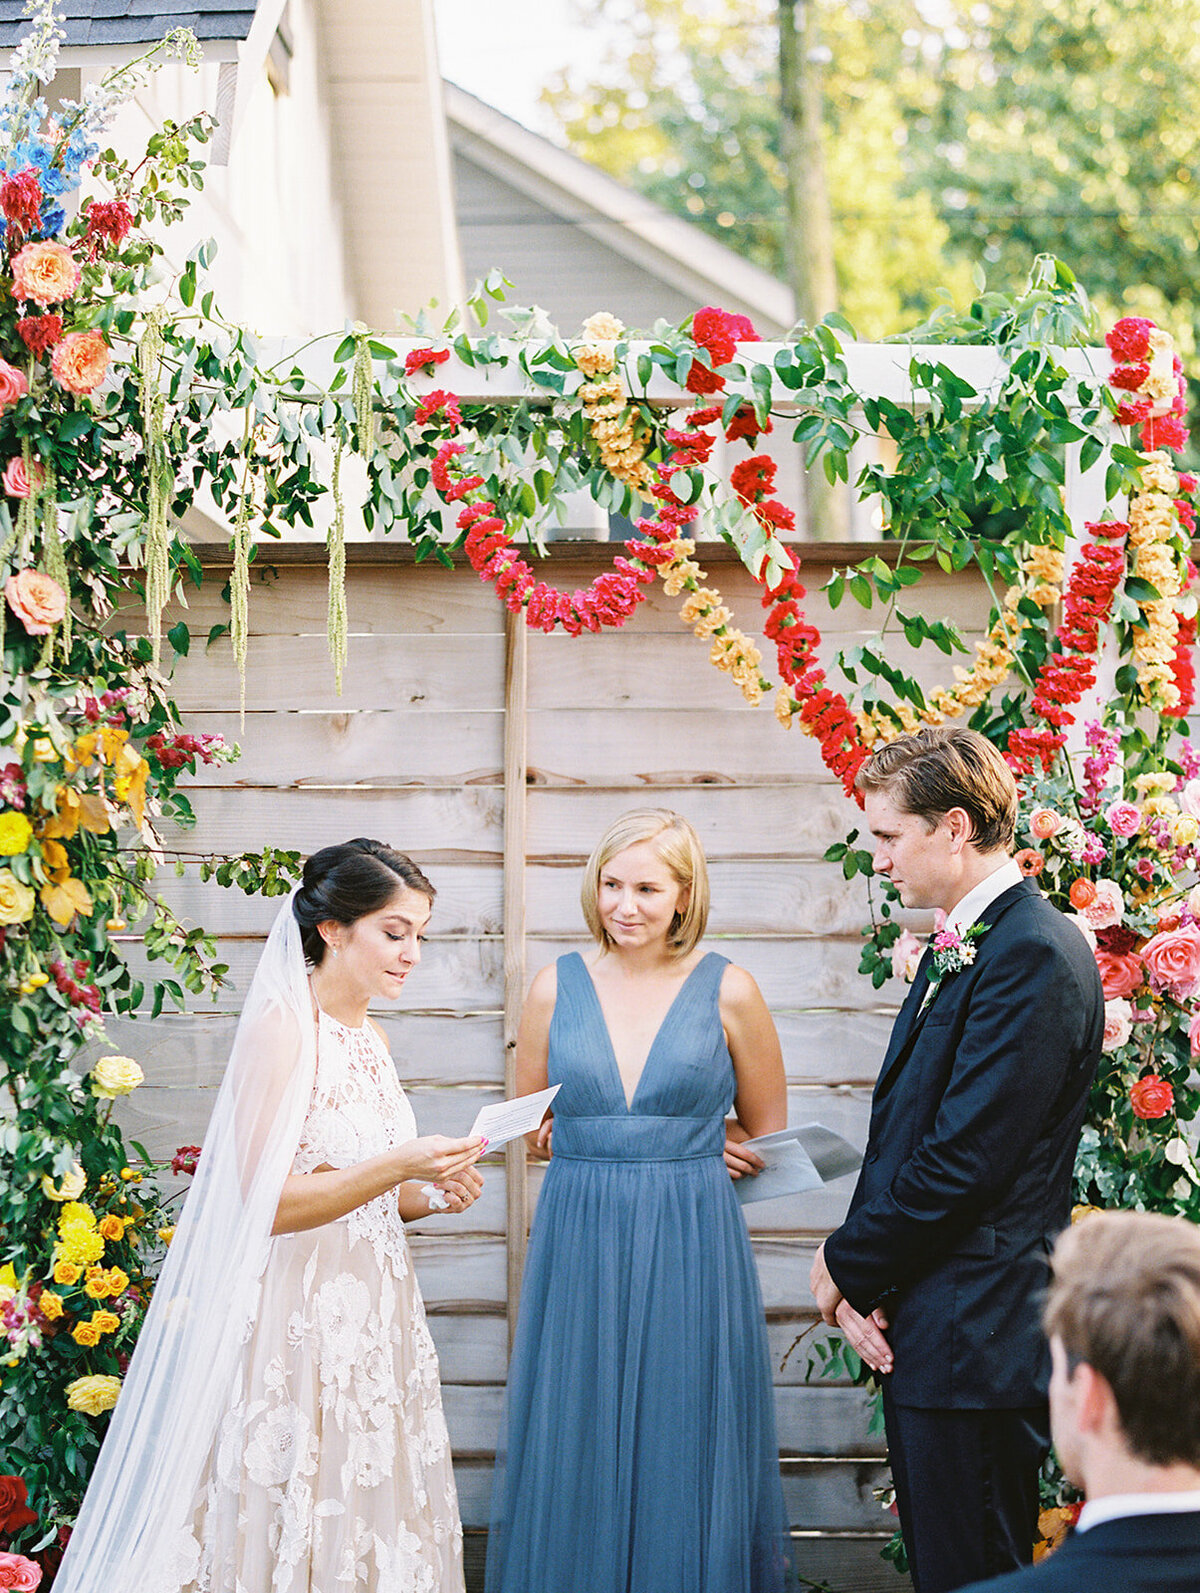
[855,727,1018,852]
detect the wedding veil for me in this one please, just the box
[55,893,317,1591]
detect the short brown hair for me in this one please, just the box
[855,727,1017,852]
[580,808,709,958]
[1046,1212,1200,1467]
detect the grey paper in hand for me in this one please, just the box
[733,1123,863,1205]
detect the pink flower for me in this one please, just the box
[4,569,66,635]
[1130,1075,1174,1120]
[0,359,28,412]
[0,1553,41,1590]
[1106,317,1155,362]
[1180,779,1200,820]
[1141,924,1200,1001]
[1094,948,1144,1000]
[1102,998,1133,1052]
[1029,808,1062,840]
[1189,1009,1200,1059]
[404,346,450,376]
[1105,800,1143,839]
[51,330,109,395]
[11,239,79,304]
[2,457,43,498]
[890,928,923,983]
[1082,878,1124,931]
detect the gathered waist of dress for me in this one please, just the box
[551,1115,726,1162]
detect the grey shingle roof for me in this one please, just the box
[0,1,256,47]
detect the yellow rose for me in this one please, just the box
[0,868,34,924]
[105,1266,129,1296]
[65,1373,121,1415]
[71,1320,101,1347]
[90,1055,143,1099]
[97,1215,125,1242]
[83,1275,110,1299]
[1173,814,1200,847]
[53,1260,81,1286]
[91,1310,119,1335]
[38,1290,63,1320]
[0,812,33,856]
[42,1162,86,1203]
[581,311,624,341]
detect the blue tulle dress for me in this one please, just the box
[486,951,789,1593]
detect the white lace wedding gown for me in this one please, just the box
[180,1007,465,1592]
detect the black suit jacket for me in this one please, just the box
[956,1511,1200,1592]
[824,879,1103,1408]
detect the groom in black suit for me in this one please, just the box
[809,728,1104,1593]
[960,1210,1200,1593]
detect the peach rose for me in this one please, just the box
[1130,1074,1174,1120]
[5,569,65,634]
[11,239,80,304]
[1102,998,1133,1052]
[0,1552,42,1590]
[890,928,923,982]
[1141,924,1200,1001]
[1082,878,1124,930]
[1029,808,1062,840]
[1094,949,1144,1000]
[51,329,109,395]
[1190,1009,1200,1059]
[0,359,27,414]
[1,456,44,498]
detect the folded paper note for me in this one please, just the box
[469,1084,561,1150]
[733,1123,863,1205]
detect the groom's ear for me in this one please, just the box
[943,806,975,852]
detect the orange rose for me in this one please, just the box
[1130,1074,1174,1120]
[12,240,80,304]
[97,1215,125,1242]
[51,329,109,395]
[4,569,65,635]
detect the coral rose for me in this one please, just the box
[1094,949,1144,1000]
[0,359,28,411]
[5,569,65,634]
[0,1476,37,1535]
[1141,923,1200,1000]
[1104,800,1143,838]
[1102,998,1133,1052]
[51,329,109,395]
[0,1551,41,1590]
[1,456,44,498]
[1014,848,1044,876]
[90,1054,143,1099]
[0,869,34,924]
[1029,808,1062,839]
[64,1374,120,1415]
[12,241,79,304]
[1082,878,1124,930]
[1130,1074,1174,1120]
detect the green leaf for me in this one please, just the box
[167,620,190,657]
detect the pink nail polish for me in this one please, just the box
[480,1137,489,1149]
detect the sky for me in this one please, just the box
[433,0,589,136]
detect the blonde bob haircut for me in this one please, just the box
[581,807,710,958]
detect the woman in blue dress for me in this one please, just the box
[486,807,790,1593]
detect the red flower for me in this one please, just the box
[1141,414,1189,452]
[1114,395,1153,426]
[84,198,132,254]
[663,426,715,464]
[1130,1075,1174,1120]
[0,169,40,235]
[1178,472,1197,495]
[404,346,450,376]
[730,455,776,504]
[0,1475,37,1535]
[755,498,796,532]
[725,404,773,444]
[171,1145,201,1177]
[1165,613,1197,720]
[1109,361,1150,391]
[684,361,724,395]
[414,389,462,429]
[15,313,60,356]
[691,306,741,367]
[1176,500,1197,536]
[1106,316,1155,362]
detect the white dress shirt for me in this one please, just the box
[943,857,1025,939]
[1077,1489,1200,1532]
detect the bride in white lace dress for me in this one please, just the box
[56,841,485,1593]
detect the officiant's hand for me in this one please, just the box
[809,1241,845,1323]
[834,1299,893,1376]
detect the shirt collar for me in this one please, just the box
[943,857,1024,939]
[1078,1490,1200,1532]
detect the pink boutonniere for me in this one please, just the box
[921,920,989,1006]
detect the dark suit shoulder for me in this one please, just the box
[979,888,1102,992]
[957,1512,1200,1593]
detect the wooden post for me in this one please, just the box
[502,607,529,1352]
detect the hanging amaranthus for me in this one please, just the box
[352,324,375,462]
[327,432,347,695]
[229,414,254,717]
[136,308,170,668]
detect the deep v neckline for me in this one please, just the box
[575,952,713,1113]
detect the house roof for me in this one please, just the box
[444,82,795,337]
[0,0,256,48]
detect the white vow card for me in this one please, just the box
[469,1084,561,1149]
[733,1123,863,1206]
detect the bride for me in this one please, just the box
[55,839,485,1592]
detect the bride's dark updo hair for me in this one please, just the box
[292,838,435,966]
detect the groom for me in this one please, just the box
[810,728,1104,1593]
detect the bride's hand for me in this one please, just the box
[434,1165,484,1214]
[400,1134,486,1183]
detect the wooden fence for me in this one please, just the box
[109,540,992,1591]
